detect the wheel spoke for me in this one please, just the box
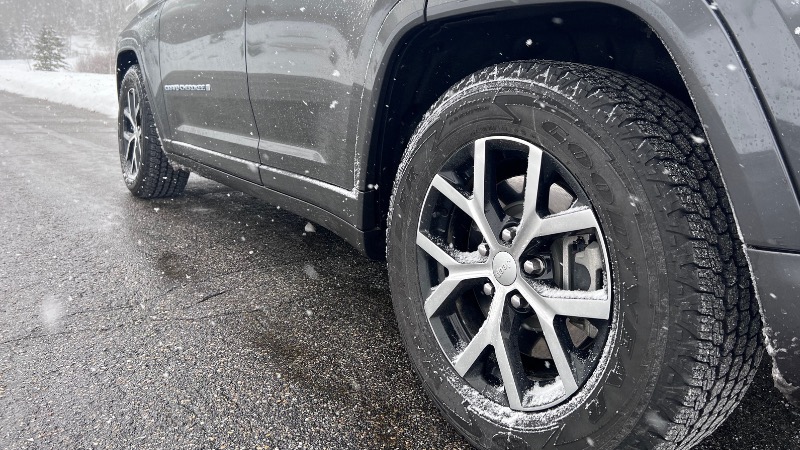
[537,207,599,237]
[122,130,135,146]
[431,175,473,218]
[429,144,502,247]
[453,316,494,377]
[516,279,610,320]
[424,278,463,318]
[495,305,528,409]
[416,231,456,268]
[538,313,578,394]
[472,140,504,242]
[547,292,610,320]
[123,106,134,128]
[473,139,489,208]
[521,145,544,218]
[131,143,139,173]
[416,231,488,276]
[128,89,138,122]
[127,90,137,122]
[125,137,136,163]
[135,139,143,168]
[515,145,545,249]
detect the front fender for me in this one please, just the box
[117,0,171,144]
[425,0,800,252]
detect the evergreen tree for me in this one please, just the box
[33,26,68,71]
[0,27,12,59]
[10,24,36,60]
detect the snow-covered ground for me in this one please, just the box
[0,60,117,118]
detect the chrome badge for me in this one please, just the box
[164,84,212,92]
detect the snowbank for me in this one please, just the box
[0,60,117,118]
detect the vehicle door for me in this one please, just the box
[244,0,395,189]
[159,0,261,183]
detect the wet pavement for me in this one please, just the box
[0,90,798,449]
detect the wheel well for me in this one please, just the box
[369,2,693,235]
[116,50,139,93]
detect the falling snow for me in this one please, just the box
[40,296,64,330]
[690,135,706,144]
[303,264,319,280]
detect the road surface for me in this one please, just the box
[0,90,797,449]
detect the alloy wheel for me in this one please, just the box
[121,87,143,180]
[416,136,612,411]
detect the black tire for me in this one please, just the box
[118,65,189,198]
[387,61,762,449]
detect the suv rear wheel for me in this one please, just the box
[387,61,762,449]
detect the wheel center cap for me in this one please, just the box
[492,252,517,286]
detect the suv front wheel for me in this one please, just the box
[118,65,189,198]
[387,61,762,449]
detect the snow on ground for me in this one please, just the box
[0,60,117,118]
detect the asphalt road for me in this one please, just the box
[0,90,798,449]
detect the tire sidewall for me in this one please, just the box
[388,78,671,448]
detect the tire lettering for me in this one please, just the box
[605,210,630,249]
[542,121,568,144]
[591,173,614,204]
[606,359,626,388]
[586,389,607,424]
[447,104,490,126]
[492,432,528,450]
[620,313,637,357]
[569,143,593,169]
[623,282,640,324]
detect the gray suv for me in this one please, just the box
[116,1,799,448]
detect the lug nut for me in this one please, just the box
[483,282,495,297]
[523,257,547,277]
[510,293,528,310]
[478,243,490,257]
[501,226,517,243]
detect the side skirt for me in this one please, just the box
[165,150,385,260]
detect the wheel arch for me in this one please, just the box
[116,49,139,94]
[115,0,170,144]
[115,41,168,143]
[362,0,800,255]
